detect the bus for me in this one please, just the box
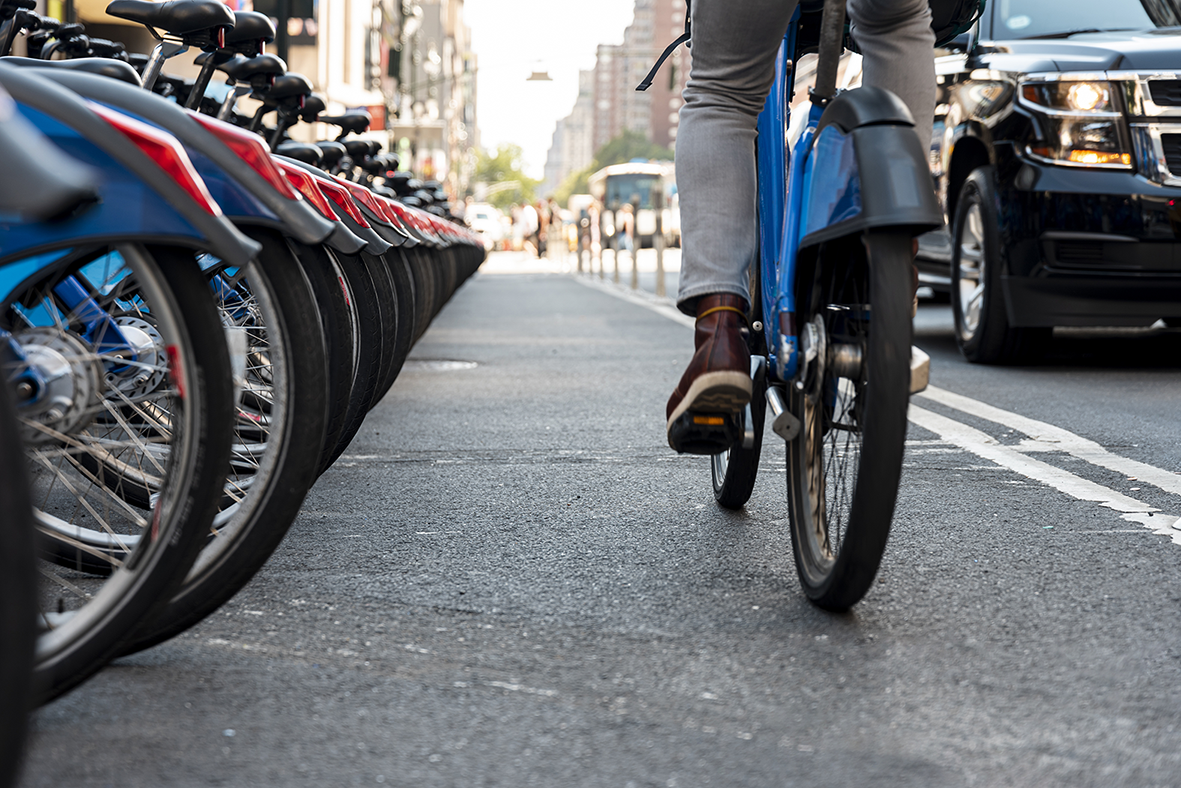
[587,161,680,250]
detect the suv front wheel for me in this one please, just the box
[951,166,1050,364]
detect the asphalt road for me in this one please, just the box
[20,252,1181,787]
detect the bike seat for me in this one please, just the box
[300,92,325,122]
[341,138,371,160]
[220,52,285,81]
[193,49,237,67]
[388,172,416,196]
[377,152,399,172]
[1,56,142,86]
[225,10,274,48]
[315,140,347,167]
[86,37,127,59]
[105,0,235,37]
[318,111,368,136]
[256,71,311,104]
[274,141,323,166]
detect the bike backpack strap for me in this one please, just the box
[636,0,689,92]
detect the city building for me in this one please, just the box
[542,0,689,196]
[52,0,478,198]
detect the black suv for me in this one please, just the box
[917,0,1181,363]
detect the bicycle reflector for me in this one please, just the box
[188,111,298,200]
[313,177,370,228]
[275,161,335,219]
[87,102,222,216]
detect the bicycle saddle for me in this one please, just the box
[274,141,322,166]
[300,93,325,122]
[219,53,286,81]
[341,138,371,160]
[193,49,237,68]
[388,172,416,196]
[318,111,368,136]
[256,72,311,104]
[315,140,347,168]
[0,56,142,86]
[105,0,235,36]
[225,10,274,49]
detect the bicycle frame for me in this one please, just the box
[757,14,942,387]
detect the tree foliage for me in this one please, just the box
[552,165,594,207]
[474,143,539,211]
[591,130,674,171]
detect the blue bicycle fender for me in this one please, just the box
[0,64,260,268]
[798,88,942,248]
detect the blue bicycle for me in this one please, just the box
[707,1,942,610]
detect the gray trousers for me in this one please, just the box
[675,0,935,313]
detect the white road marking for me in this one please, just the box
[583,269,1181,543]
[919,386,1181,498]
[908,404,1181,545]
[569,274,694,328]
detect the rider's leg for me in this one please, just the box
[673,0,799,316]
[667,0,799,452]
[848,0,936,153]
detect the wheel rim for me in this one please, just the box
[957,202,986,337]
[5,245,196,662]
[795,301,868,584]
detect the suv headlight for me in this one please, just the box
[1020,79,1131,168]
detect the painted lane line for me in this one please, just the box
[568,273,694,328]
[919,386,1181,498]
[908,404,1181,545]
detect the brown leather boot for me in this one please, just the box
[666,293,752,454]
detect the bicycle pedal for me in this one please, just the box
[667,410,742,455]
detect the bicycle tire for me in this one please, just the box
[118,230,328,655]
[0,381,35,788]
[784,231,911,611]
[289,239,357,473]
[711,262,768,509]
[371,249,416,404]
[21,243,233,703]
[322,250,385,466]
[361,251,399,413]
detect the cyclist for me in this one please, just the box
[666,0,935,453]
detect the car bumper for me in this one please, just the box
[997,158,1181,326]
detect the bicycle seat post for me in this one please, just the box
[810,0,846,105]
[140,39,187,92]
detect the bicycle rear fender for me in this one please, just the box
[0,65,260,268]
[798,86,942,249]
[14,68,337,247]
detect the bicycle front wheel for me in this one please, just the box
[785,231,911,611]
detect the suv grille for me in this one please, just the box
[1161,134,1181,175]
[1149,80,1181,106]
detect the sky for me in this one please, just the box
[463,0,639,179]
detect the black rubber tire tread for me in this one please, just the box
[785,232,911,612]
[33,245,234,704]
[951,167,1051,365]
[409,247,438,343]
[0,382,35,788]
[323,250,385,466]
[118,230,329,655]
[371,249,417,404]
[288,239,356,474]
[712,262,768,510]
[361,251,398,413]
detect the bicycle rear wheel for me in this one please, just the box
[711,260,767,509]
[118,231,328,655]
[0,380,35,788]
[10,243,234,702]
[785,232,911,611]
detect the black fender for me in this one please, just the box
[8,66,336,247]
[0,63,261,267]
[800,86,943,248]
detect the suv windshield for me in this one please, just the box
[993,0,1180,38]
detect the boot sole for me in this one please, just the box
[666,370,752,434]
